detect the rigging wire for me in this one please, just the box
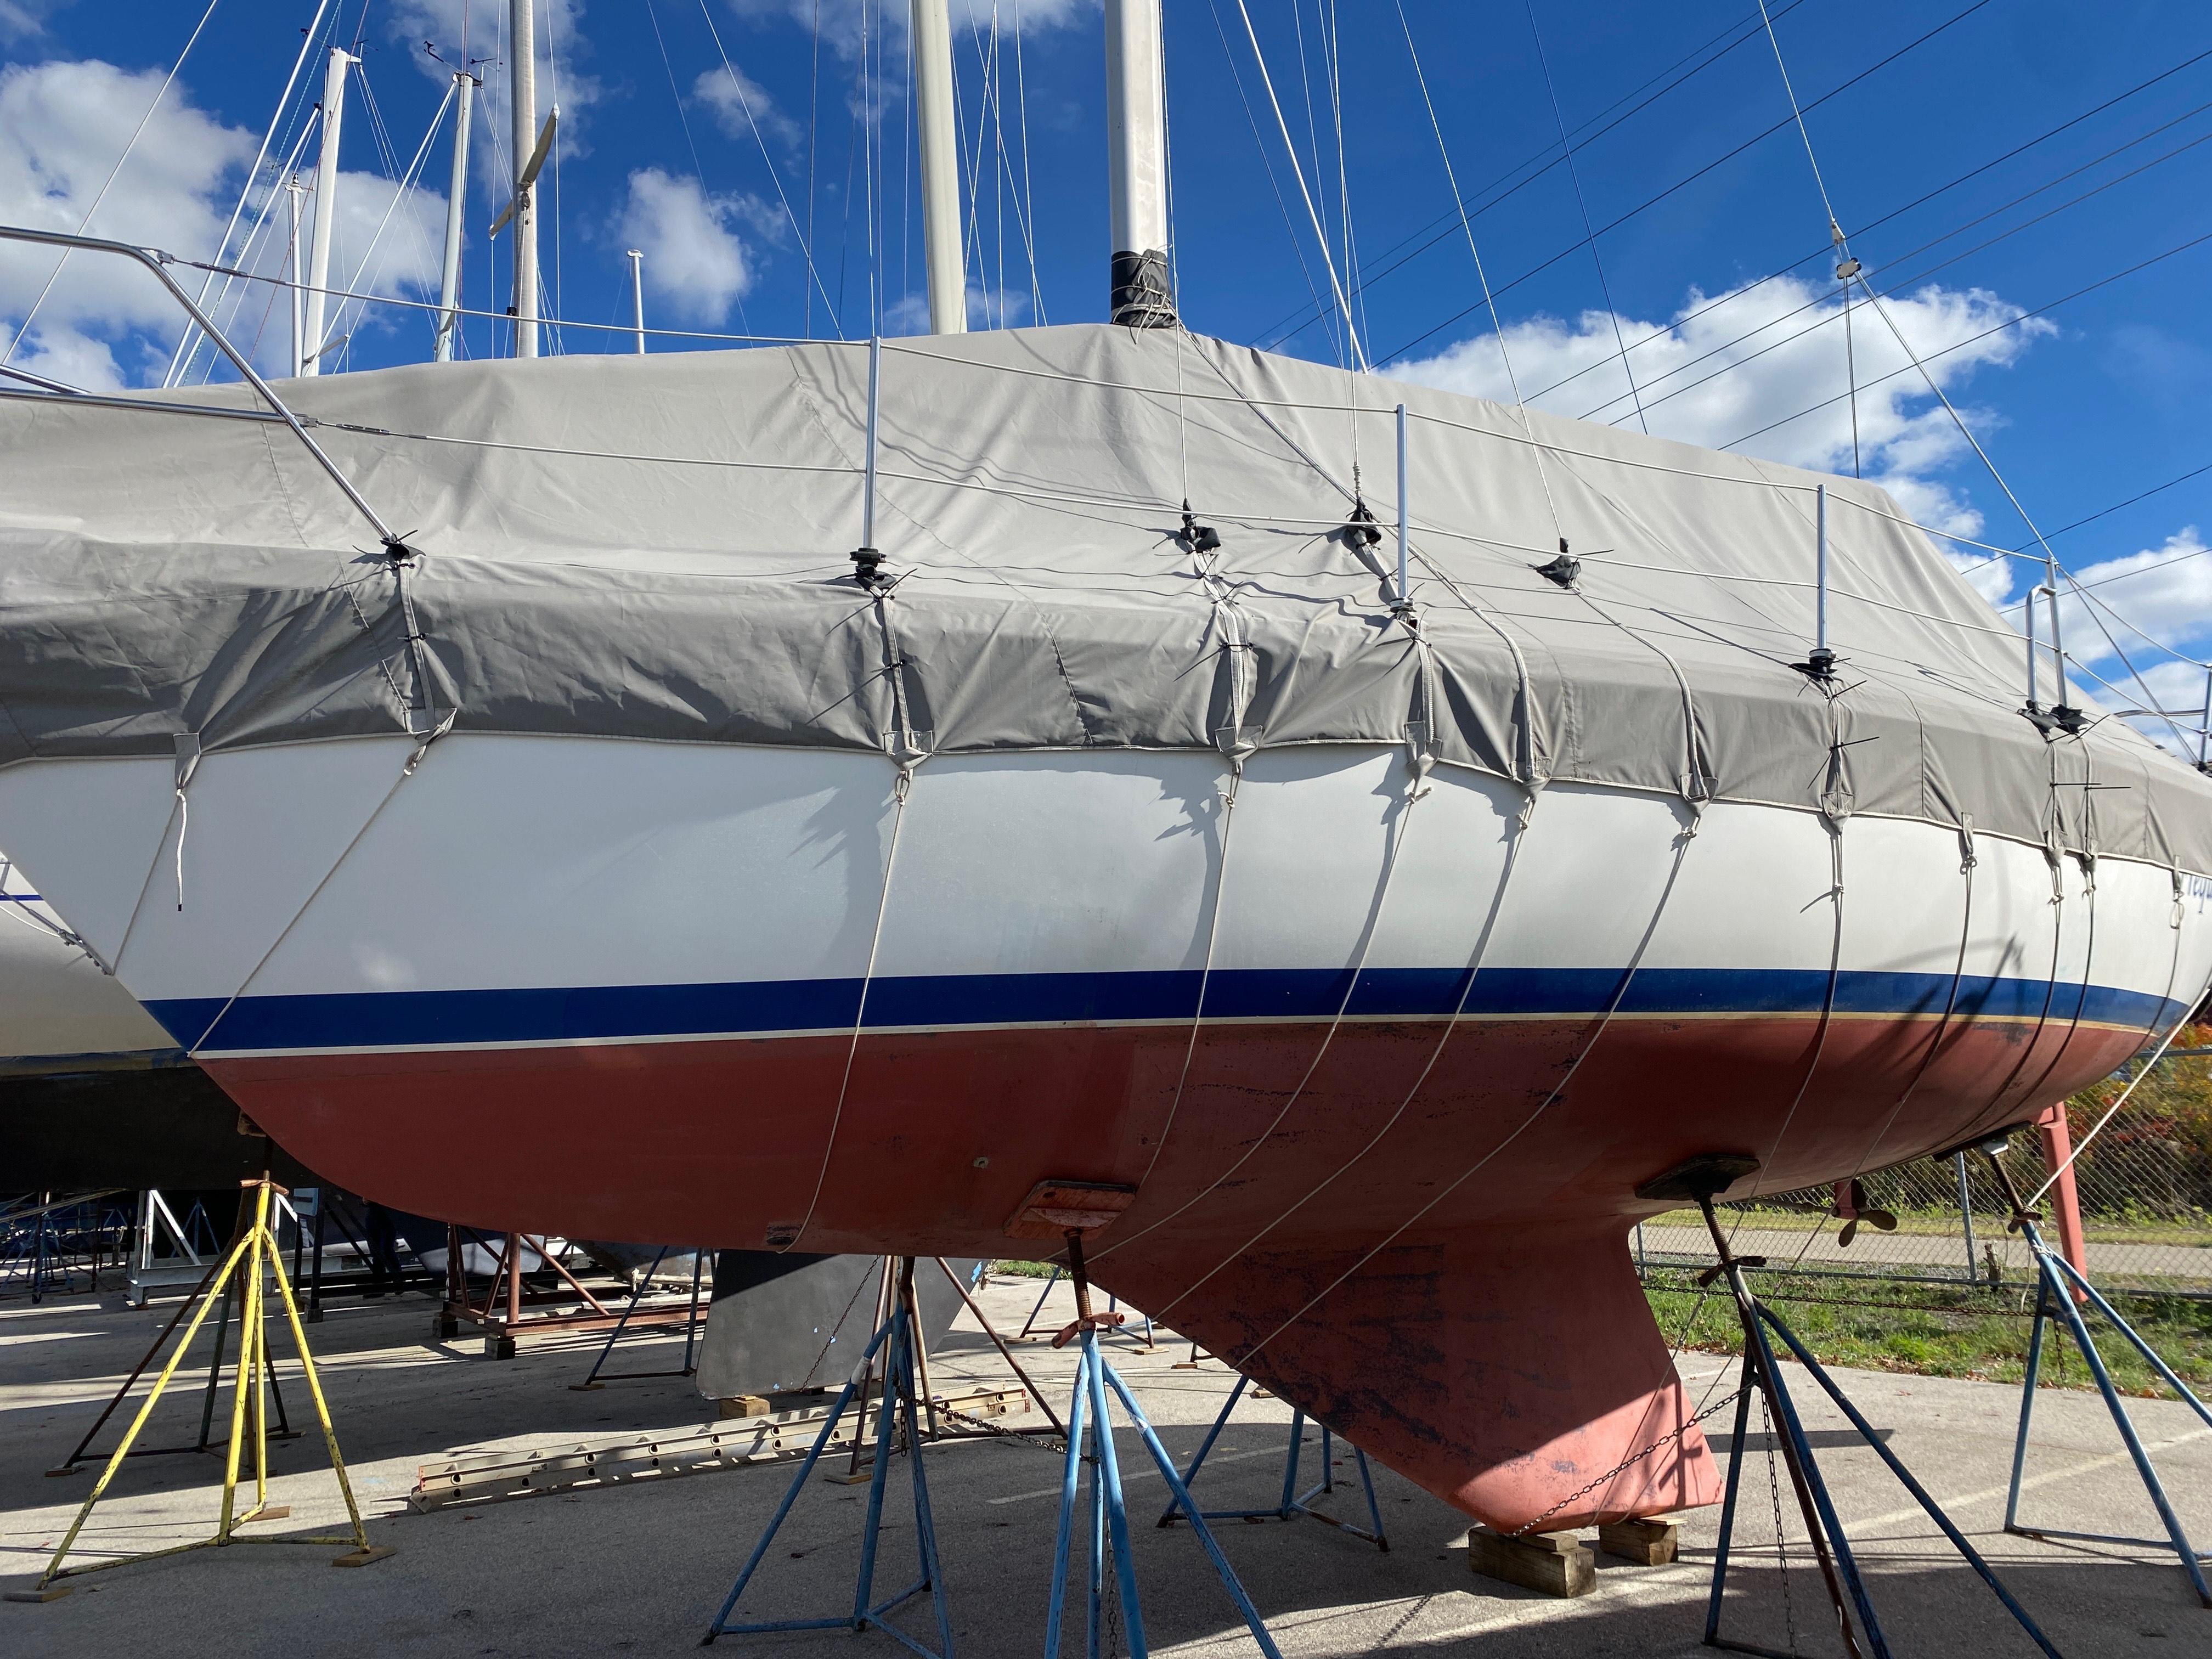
[184,114,323,386]
[694,0,846,337]
[1524,51,2212,410]
[1715,224,2212,453]
[1568,110,2212,426]
[1373,0,1996,365]
[1202,0,1330,337]
[5,0,226,369]
[1751,0,2201,747]
[1251,0,1824,352]
[1013,0,1044,323]
[1229,0,1368,369]
[327,79,456,364]
[1393,0,1562,539]
[1525,0,1649,433]
[166,0,336,387]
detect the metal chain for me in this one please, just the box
[1508,1383,1746,1536]
[1763,1393,1799,1657]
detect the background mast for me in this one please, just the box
[1104,0,1175,327]
[910,0,966,334]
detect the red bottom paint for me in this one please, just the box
[211,1008,2136,1528]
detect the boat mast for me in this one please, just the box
[285,176,306,377]
[510,0,539,358]
[910,0,966,334]
[433,70,477,363]
[1104,0,1175,328]
[300,45,356,377]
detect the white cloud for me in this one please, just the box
[0,58,256,381]
[0,58,448,383]
[616,168,754,325]
[2024,528,2212,670]
[0,318,123,391]
[694,63,799,148]
[884,281,1028,335]
[1393,273,2055,550]
[725,0,1094,59]
[0,0,67,43]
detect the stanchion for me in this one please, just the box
[1977,1133,2212,1607]
[7,1177,390,1604]
[1043,1228,1283,1659]
[1634,1154,2062,1659]
[703,1257,953,1656]
[1156,1372,1388,1550]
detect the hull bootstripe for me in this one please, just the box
[148,966,2180,1058]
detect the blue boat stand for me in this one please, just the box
[704,1257,954,1658]
[1018,1265,1154,1348]
[1633,1155,2063,1659]
[1045,1228,1284,1659]
[1983,1141,2212,1608]
[1155,1373,1388,1550]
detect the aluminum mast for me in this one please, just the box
[1104,0,1175,327]
[300,46,356,376]
[910,0,966,334]
[433,70,477,363]
[510,0,539,358]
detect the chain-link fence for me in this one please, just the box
[1636,1043,2212,1304]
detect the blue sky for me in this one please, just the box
[3,0,2210,734]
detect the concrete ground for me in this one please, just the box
[2,1273,2208,1658]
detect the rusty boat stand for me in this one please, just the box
[7,1177,390,1604]
[1635,1154,2061,1659]
[1976,1133,2212,1607]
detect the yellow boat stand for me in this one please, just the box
[7,1177,393,1602]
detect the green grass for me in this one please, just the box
[1644,1206,2212,1247]
[988,1260,1059,1279]
[1644,1267,2212,1393]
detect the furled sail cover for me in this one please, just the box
[0,323,2205,876]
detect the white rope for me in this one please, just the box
[1125,766,1241,1200]
[4,0,225,369]
[1145,805,1530,1316]
[2022,980,2201,1209]
[786,764,915,1251]
[1233,817,1698,1366]
[1096,753,1428,1267]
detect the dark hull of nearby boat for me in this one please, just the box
[2,1055,315,1192]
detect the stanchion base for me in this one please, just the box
[5,1586,73,1603]
[332,1545,397,1568]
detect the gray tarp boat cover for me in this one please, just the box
[2,323,2208,873]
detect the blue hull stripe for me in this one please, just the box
[146,967,2180,1056]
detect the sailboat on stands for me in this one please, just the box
[2,0,2208,1533]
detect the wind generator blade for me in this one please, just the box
[487,105,558,238]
